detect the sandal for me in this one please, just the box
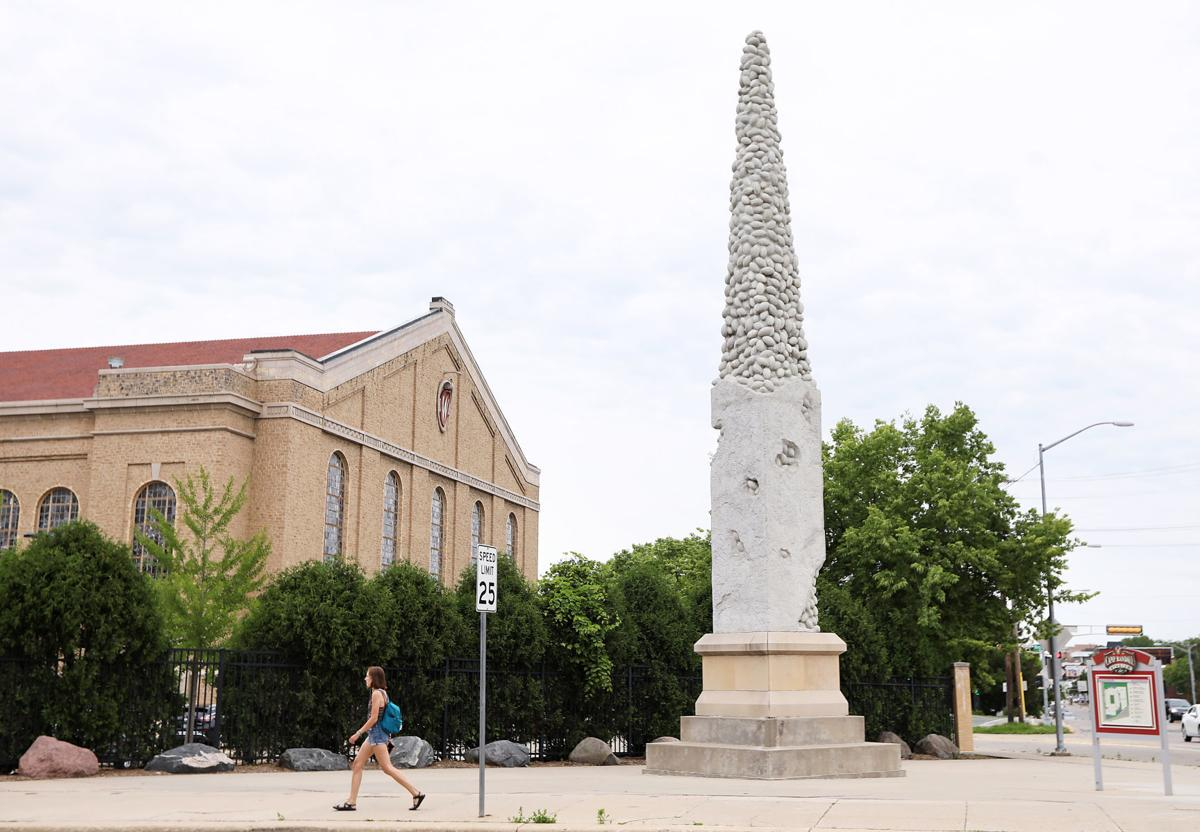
[410,793,426,811]
[333,802,357,812]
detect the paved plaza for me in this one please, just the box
[3,742,1199,832]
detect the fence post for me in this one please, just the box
[214,649,226,750]
[953,662,973,752]
[442,657,451,760]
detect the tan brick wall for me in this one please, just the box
[0,327,540,583]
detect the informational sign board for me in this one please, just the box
[475,545,498,613]
[1085,647,1172,795]
[1092,671,1159,734]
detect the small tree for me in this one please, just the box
[137,467,271,649]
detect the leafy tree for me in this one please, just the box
[539,553,620,697]
[609,532,712,638]
[0,522,175,767]
[821,403,1087,686]
[137,467,270,649]
[537,554,622,750]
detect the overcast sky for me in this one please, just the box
[2,2,1197,642]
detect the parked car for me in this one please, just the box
[1165,698,1191,722]
[176,704,219,744]
[1182,705,1200,742]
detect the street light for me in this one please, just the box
[1039,420,1133,753]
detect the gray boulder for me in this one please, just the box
[464,740,530,767]
[145,743,235,773]
[649,736,680,744]
[278,748,348,771]
[876,732,912,760]
[568,737,619,766]
[18,736,99,779]
[915,734,959,760]
[389,736,436,769]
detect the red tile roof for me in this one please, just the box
[0,331,378,403]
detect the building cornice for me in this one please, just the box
[260,403,539,512]
[0,399,88,416]
[82,392,264,415]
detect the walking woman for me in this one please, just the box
[334,666,426,812]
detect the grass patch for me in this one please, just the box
[976,722,1071,734]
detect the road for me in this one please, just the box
[974,703,1200,766]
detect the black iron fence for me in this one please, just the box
[844,676,956,745]
[2,649,955,769]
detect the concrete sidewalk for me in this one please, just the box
[2,751,1199,832]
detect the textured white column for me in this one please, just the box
[711,378,823,633]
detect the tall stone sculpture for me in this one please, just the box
[713,29,822,636]
[646,32,902,780]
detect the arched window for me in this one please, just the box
[430,488,445,580]
[324,452,347,561]
[132,481,176,576]
[0,490,18,549]
[506,512,517,560]
[381,471,400,569]
[37,487,79,532]
[471,501,485,566]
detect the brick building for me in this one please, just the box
[0,297,540,582]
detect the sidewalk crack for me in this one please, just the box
[1098,803,1126,832]
[811,797,837,830]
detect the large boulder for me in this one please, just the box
[649,736,680,744]
[145,743,235,773]
[464,740,530,767]
[17,736,99,779]
[915,734,959,760]
[278,748,348,771]
[389,736,436,769]
[876,732,912,760]
[569,737,619,766]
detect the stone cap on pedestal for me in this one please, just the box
[696,631,846,656]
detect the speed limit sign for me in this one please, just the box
[475,545,498,613]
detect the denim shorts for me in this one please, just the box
[366,724,390,746]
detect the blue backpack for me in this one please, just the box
[380,692,403,735]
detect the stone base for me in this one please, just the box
[645,715,903,780]
[645,631,903,780]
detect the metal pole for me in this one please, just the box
[1155,659,1174,796]
[1084,669,1102,791]
[1188,643,1197,705]
[479,611,487,818]
[1041,650,1050,720]
[1039,443,1067,753]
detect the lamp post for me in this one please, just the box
[1039,421,1133,753]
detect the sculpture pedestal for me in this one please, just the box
[645,632,903,780]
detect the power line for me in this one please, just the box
[1087,543,1200,548]
[1004,461,1200,486]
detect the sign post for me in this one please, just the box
[1086,646,1173,796]
[475,544,498,818]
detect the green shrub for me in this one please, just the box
[453,554,546,750]
[0,522,176,767]
[607,556,701,744]
[373,560,468,749]
[231,559,395,756]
